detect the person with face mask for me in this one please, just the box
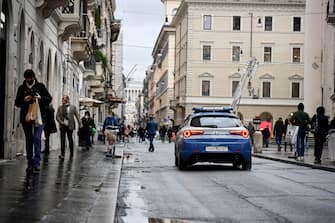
[79,111,95,150]
[15,69,52,174]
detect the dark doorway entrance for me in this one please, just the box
[0,1,8,158]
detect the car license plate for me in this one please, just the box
[206,146,228,152]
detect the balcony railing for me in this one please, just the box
[327,0,335,24]
[57,0,83,40]
[36,0,68,18]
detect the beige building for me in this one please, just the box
[304,0,335,118]
[145,0,180,126]
[170,0,306,125]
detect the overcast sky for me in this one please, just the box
[115,0,164,81]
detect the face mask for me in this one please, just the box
[26,80,34,85]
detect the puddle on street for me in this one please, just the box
[123,153,135,163]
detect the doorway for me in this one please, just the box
[0,0,8,158]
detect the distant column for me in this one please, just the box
[304,0,322,115]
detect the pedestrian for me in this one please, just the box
[273,117,285,151]
[311,106,329,164]
[167,127,173,143]
[80,111,95,150]
[246,122,255,145]
[15,69,52,173]
[138,126,146,143]
[159,124,167,143]
[291,103,310,161]
[56,95,82,160]
[146,116,158,152]
[261,126,270,148]
[103,111,119,155]
[43,103,57,155]
[284,118,293,152]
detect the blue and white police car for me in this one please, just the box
[174,107,252,170]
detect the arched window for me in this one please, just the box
[38,42,44,74]
[28,32,35,66]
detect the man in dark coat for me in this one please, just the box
[273,117,285,151]
[146,116,158,152]
[311,106,329,164]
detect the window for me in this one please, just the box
[264,47,272,62]
[203,15,212,30]
[293,48,301,63]
[233,16,241,30]
[172,8,178,16]
[202,45,211,61]
[265,16,272,31]
[232,46,240,62]
[262,82,271,98]
[293,17,301,32]
[232,80,239,96]
[292,82,300,98]
[201,80,210,96]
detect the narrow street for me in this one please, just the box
[116,141,335,223]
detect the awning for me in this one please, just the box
[79,97,104,107]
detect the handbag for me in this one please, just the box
[25,100,38,123]
[35,101,43,127]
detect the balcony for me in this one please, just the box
[87,0,97,10]
[57,0,82,41]
[84,74,104,88]
[327,1,335,25]
[36,0,68,18]
[110,19,121,43]
[70,37,91,63]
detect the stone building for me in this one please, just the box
[0,0,121,159]
[170,0,305,125]
[124,79,143,126]
[304,0,335,118]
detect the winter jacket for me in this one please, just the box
[103,116,119,131]
[146,120,158,135]
[311,114,329,137]
[15,80,52,124]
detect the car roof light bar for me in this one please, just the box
[192,107,233,113]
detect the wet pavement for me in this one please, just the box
[253,143,335,172]
[0,143,123,223]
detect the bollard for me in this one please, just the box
[253,131,263,153]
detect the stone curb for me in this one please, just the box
[252,153,335,172]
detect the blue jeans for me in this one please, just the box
[148,134,155,147]
[22,123,45,168]
[275,135,282,146]
[296,128,306,157]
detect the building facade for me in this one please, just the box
[0,0,95,159]
[0,0,121,159]
[171,0,305,125]
[304,0,335,117]
[124,79,143,126]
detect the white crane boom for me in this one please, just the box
[230,57,258,112]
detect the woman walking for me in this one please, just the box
[15,69,52,173]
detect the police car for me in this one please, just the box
[174,107,252,170]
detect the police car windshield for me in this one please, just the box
[190,116,241,128]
